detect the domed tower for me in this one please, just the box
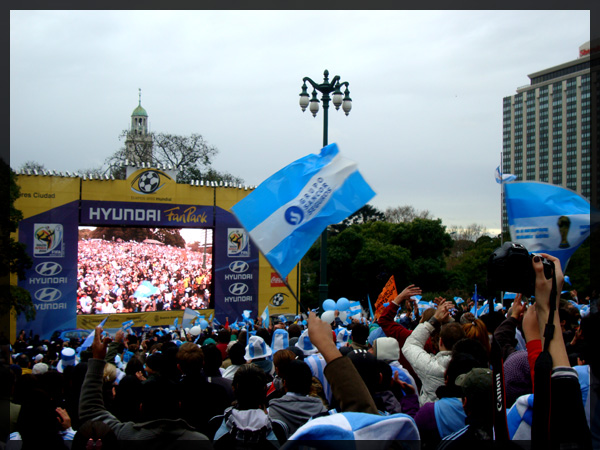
[125,89,153,164]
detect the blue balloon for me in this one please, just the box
[322,299,336,311]
[199,319,209,330]
[336,298,350,311]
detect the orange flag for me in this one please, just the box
[374,275,397,320]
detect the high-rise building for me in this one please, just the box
[501,42,591,232]
[125,89,153,165]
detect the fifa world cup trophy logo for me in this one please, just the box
[557,216,571,249]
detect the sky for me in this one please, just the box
[10,10,591,234]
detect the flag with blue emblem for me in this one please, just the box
[495,165,517,184]
[182,308,200,329]
[231,143,375,279]
[133,281,160,298]
[504,181,591,270]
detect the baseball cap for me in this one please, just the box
[455,367,493,398]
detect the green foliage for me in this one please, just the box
[564,238,591,298]
[87,227,186,248]
[1,162,35,321]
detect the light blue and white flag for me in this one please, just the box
[81,316,109,350]
[231,143,376,278]
[122,320,134,332]
[454,297,464,304]
[477,303,489,316]
[260,305,269,324]
[504,181,590,270]
[133,281,160,298]
[181,307,200,329]
[348,301,362,317]
[242,310,252,321]
[495,166,517,184]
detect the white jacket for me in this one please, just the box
[402,321,452,406]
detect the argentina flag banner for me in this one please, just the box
[504,181,590,270]
[231,143,375,278]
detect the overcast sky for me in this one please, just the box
[10,10,591,234]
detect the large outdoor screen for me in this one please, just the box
[77,226,213,315]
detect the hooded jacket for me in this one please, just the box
[268,392,328,438]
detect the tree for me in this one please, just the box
[330,204,385,234]
[384,205,433,223]
[1,161,35,321]
[18,161,46,174]
[447,223,490,259]
[106,131,243,184]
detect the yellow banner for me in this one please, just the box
[15,176,80,219]
[77,309,215,330]
[258,254,300,317]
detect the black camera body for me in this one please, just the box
[486,242,554,298]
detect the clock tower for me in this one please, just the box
[125,89,153,164]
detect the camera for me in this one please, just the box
[486,242,554,298]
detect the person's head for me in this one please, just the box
[280,359,313,396]
[455,367,494,424]
[288,323,302,339]
[144,352,166,376]
[459,312,476,325]
[217,329,231,344]
[140,376,181,421]
[372,337,400,363]
[461,318,491,355]
[232,363,268,410]
[273,349,297,375]
[375,360,393,391]
[16,353,30,369]
[439,322,466,352]
[348,349,379,393]
[176,342,204,376]
[228,342,247,366]
[350,323,369,346]
[420,308,436,323]
[441,351,487,397]
[124,355,144,377]
[451,338,489,367]
[256,327,272,346]
[16,388,67,449]
[503,350,532,408]
[72,420,118,450]
[201,343,223,376]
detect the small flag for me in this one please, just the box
[122,320,134,332]
[504,181,591,270]
[367,295,374,320]
[477,303,489,316]
[242,310,252,320]
[495,165,517,184]
[348,301,362,317]
[81,316,109,350]
[374,276,398,320]
[230,143,375,279]
[473,285,479,318]
[208,313,213,322]
[173,318,178,329]
[261,305,269,324]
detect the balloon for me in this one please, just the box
[336,298,350,311]
[322,299,336,311]
[338,311,347,323]
[199,319,209,330]
[320,310,336,324]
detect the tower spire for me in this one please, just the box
[138,88,142,106]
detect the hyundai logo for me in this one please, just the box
[229,261,249,274]
[35,262,63,277]
[34,288,62,303]
[229,283,249,296]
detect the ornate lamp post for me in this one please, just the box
[298,70,352,303]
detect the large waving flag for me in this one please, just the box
[504,181,590,270]
[133,281,160,298]
[80,316,109,350]
[231,143,375,278]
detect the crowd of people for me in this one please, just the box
[77,240,212,315]
[4,253,597,449]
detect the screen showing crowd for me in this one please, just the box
[77,226,213,314]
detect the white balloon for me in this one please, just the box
[338,311,347,322]
[320,310,336,324]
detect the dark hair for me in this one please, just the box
[17,388,67,450]
[440,322,466,351]
[228,342,247,366]
[232,363,268,410]
[288,324,302,339]
[280,360,312,396]
[140,376,181,421]
[16,353,30,368]
[256,328,272,346]
[201,343,223,376]
[437,351,487,399]
[376,360,393,391]
[72,421,118,450]
[452,338,489,367]
[217,329,231,344]
[124,355,144,377]
[350,323,369,346]
[176,342,204,375]
[348,350,378,393]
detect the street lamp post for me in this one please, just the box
[299,70,352,303]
